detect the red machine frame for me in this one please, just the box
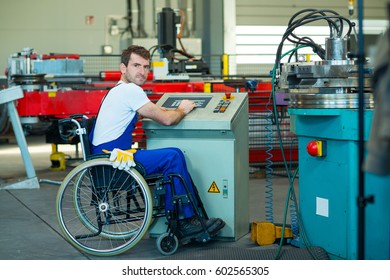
[15,76,297,166]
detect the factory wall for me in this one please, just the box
[0,0,388,78]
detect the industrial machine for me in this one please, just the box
[4,45,294,172]
[5,48,107,169]
[275,9,390,259]
[4,47,205,138]
[3,4,296,172]
[152,7,210,81]
[143,92,249,240]
[6,48,102,126]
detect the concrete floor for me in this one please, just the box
[0,134,312,260]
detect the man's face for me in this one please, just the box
[121,53,150,86]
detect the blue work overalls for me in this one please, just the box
[90,115,198,218]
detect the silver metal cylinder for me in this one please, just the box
[288,92,374,109]
[325,38,347,60]
[25,56,31,74]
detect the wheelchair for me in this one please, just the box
[55,115,219,256]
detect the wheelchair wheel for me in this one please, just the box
[56,158,153,256]
[156,233,179,256]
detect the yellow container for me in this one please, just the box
[50,152,66,171]
[251,221,293,246]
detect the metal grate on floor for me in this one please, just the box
[160,246,329,260]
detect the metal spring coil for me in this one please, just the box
[264,91,274,223]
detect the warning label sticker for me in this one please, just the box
[208,181,220,193]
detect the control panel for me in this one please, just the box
[144,92,247,131]
[143,92,249,240]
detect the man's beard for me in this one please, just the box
[125,74,145,86]
[135,75,146,85]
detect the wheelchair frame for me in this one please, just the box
[55,115,214,256]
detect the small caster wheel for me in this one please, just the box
[156,233,179,256]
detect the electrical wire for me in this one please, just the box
[177,9,191,57]
[274,167,299,259]
[268,45,323,259]
[274,9,353,68]
[288,138,299,239]
[168,48,195,61]
[125,0,134,38]
[154,9,199,64]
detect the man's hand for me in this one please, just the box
[103,148,137,171]
[178,99,196,115]
[137,100,195,126]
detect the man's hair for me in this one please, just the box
[121,45,150,66]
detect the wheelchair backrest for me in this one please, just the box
[58,115,96,161]
[80,116,96,159]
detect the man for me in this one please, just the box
[90,45,225,238]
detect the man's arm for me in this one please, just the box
[137,99,196,126]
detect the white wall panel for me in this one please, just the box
[236,0,389,25]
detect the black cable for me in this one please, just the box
[274,10,353,69]
[137,0,141,37]
[168,48,195,61]
[288,10,341,38]
[284,10,352,45]
[149,45,161,58]
[287,36,325,61]
[126,0,134,38]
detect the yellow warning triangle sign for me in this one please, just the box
[208,181,220,193]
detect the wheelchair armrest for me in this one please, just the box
[133,160,164,180]
[86,153,109,160]
[134,160,147,176]
[144,173,165,181]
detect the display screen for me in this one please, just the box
[161,96,212,109]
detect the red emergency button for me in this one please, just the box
[307,140,326,157]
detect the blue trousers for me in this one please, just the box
[134,147,197,219]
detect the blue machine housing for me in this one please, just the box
[289,108,390,259]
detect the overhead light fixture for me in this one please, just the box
[102,45,113,54]
[109,19,119,36]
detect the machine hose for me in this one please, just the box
[264,78,275,223]
[268,48,305,239]
[288,140,299,239]
[38,179,62,186]
[289,193,299,237]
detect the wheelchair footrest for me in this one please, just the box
[180,231,212,245]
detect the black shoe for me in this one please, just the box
[194,217,221,228]
[177,217,225,237]
[177,217,204,237]
[207,218,225,235]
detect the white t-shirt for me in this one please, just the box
[92,81,150,146]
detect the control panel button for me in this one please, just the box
[307,140,327,157]
[213,99,231,113]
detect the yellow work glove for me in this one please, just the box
[103,148,137,171]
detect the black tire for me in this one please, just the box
[156,232,179,256]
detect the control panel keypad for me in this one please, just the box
[213,100,231,113]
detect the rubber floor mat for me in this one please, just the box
[160,246,329,260]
